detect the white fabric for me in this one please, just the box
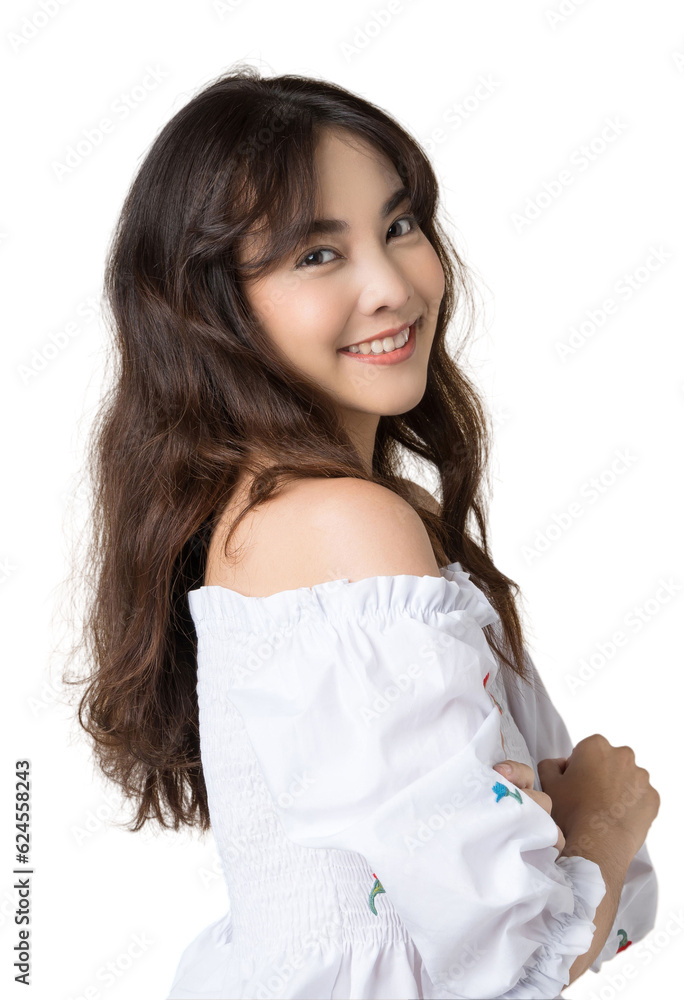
[498,653,658,974]
[165,561,657,999]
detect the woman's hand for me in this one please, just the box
[493,759,567,853]
[538,734,660,861]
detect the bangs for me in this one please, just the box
[232,120,320,282]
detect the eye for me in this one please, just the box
[293,214,420,270]
[295,247,337,269]
[387,214,419,239]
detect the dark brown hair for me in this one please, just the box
[62,63,533,835]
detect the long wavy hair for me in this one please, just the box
[62,63,534,835]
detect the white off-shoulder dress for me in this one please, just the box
[166,561,657,1000]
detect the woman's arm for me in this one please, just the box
[493,756,649,987]
[500,655,659,974]
[562,837,632,986]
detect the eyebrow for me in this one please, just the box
[302,185,412,239]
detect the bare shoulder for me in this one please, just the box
[205,476,441,595]
[261,477,441,590]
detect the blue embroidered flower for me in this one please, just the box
[492,781,523,804]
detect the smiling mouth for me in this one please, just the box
[338,316,420,353]
[337,321,418,364]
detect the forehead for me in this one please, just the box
[313,128,401,196]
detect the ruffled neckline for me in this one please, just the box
[188,561,500,634]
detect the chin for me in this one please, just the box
[362,382,429,417]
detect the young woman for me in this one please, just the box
[70,66,659,999]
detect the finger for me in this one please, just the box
[537,757,570,794]
[537,757,567,783]
[492,760,535,790]
[521,789,565,851]
[522,788,552,815]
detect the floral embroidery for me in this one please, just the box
[492,781,523,804]
[617,928,633,952]
[368,873,386,915]
[483,671,503,715]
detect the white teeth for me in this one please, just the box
[346,326,411,355]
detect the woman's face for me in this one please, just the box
[240,128,445,452]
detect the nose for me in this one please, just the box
[355,243,414,317]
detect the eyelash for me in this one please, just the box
[294,214,420,270]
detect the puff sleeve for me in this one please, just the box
[197,571,607,999]
[500,650,658,974]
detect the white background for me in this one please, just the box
[2,0,682,997]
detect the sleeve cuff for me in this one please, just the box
[495,855,607,1000]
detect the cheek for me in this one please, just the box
[411,243,446,307]
[255,280,342,359]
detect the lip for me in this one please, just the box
[337,320,418,365]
